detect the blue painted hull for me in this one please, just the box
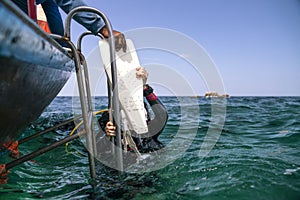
[0,0,75,145]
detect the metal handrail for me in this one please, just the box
[51,31,97,180]
[77,31,104,52]
[63,7,124,172]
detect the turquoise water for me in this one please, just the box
[0,97,299,200]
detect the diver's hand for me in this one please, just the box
[105,121,116,136]
[136,67,148,88]
[99,27,127,52]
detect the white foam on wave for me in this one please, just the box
[283,167,300,175]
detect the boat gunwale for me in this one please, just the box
[1,0,72,59]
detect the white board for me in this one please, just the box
[99,39,148,134]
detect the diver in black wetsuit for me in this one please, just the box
[97,67,168,154]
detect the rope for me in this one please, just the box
[65,109,142,159]
[124,130,141,158]
[0,164,8,184]
[65,121,83,154]
[65,109,108,155]
[1,141,19,159]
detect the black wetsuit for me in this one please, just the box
[97,84,168,153]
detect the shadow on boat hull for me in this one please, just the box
[0,0,75,145]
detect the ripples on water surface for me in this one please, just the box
[0,97,299,199]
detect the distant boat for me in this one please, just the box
[204,91,229,98]
[0,0,74,146]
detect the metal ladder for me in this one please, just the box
[53,6,124,177]
[3,6,124,183]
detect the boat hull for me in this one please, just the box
[0,0,75,145]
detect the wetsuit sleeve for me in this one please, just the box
[54,0,105,35]
[98,111,109,132]
[143,85,168,142]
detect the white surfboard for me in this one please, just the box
[99,39,148,134]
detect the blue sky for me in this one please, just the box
[59,0,300,96]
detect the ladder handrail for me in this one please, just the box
[63,6,124,172]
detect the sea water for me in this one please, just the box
[0,96,299,200]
